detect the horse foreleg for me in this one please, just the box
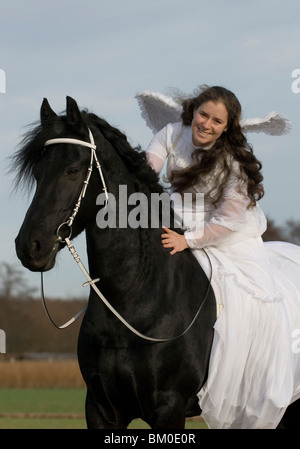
[149,401,186,429]
[85,389,127,429]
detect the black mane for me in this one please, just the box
[82,111,165,195]
[12,108,165,196]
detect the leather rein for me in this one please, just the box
[41,128,213,342]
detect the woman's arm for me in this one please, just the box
[147,152,166,174]
[162,161,251,253]
[162,196,249,254]
[184,195,250,249]
[145,125,169,174]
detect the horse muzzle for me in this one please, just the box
[15,232,60,272]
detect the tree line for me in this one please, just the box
[0,217,299,355]
[0,296,84,355]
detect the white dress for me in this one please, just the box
[146,122,300,429]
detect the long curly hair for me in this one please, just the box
[170,85,264,207]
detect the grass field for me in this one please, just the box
[0,388,86,429]
[0,359,207,429]
[0,359,85,388]
[0,389,207,429]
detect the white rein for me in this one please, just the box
[41,128,212,342]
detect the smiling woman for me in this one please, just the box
[191,101,228,147]
[144,84,300,428]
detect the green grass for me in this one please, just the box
[0,388,85,414]
[0,417,87,429]
[0,389,207,429]
[0,388,86,429]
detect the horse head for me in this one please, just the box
[14,97,103,271]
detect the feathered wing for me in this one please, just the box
[135,90,182,134]
[135,90,291,136]
[240,112,291,136]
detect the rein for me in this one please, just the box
[41,129,213,342]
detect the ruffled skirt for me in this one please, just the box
[191,238,300,429]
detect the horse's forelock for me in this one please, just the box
[11,118,63,190]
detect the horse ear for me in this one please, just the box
[66,96,83,128]
[40,98,57,124]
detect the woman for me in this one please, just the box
[146,85,300,428]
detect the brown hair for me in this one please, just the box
[170,85,264,207]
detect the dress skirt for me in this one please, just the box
[191,238,300,429]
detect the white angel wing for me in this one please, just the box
[135,90,291,136]
[240,112,291,136]
[135,90,182,134]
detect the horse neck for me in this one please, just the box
[80,128,166,298]
[84,183,163,300]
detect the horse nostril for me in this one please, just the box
[16,229,57,272]
[31,240,41,257]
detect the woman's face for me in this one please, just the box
[191,101,228,147]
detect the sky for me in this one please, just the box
[1,0,300,299]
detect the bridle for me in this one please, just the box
[41,128,213,342]
[45,129,109,234]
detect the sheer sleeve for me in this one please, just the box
[146,126,168,174]
[184,161,251,249]
[147,152,166,174]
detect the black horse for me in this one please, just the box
[14,97,216,429]
[13,97,299,429]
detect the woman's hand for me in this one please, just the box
[161,226,189,255]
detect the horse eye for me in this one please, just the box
[67,167,79,177]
